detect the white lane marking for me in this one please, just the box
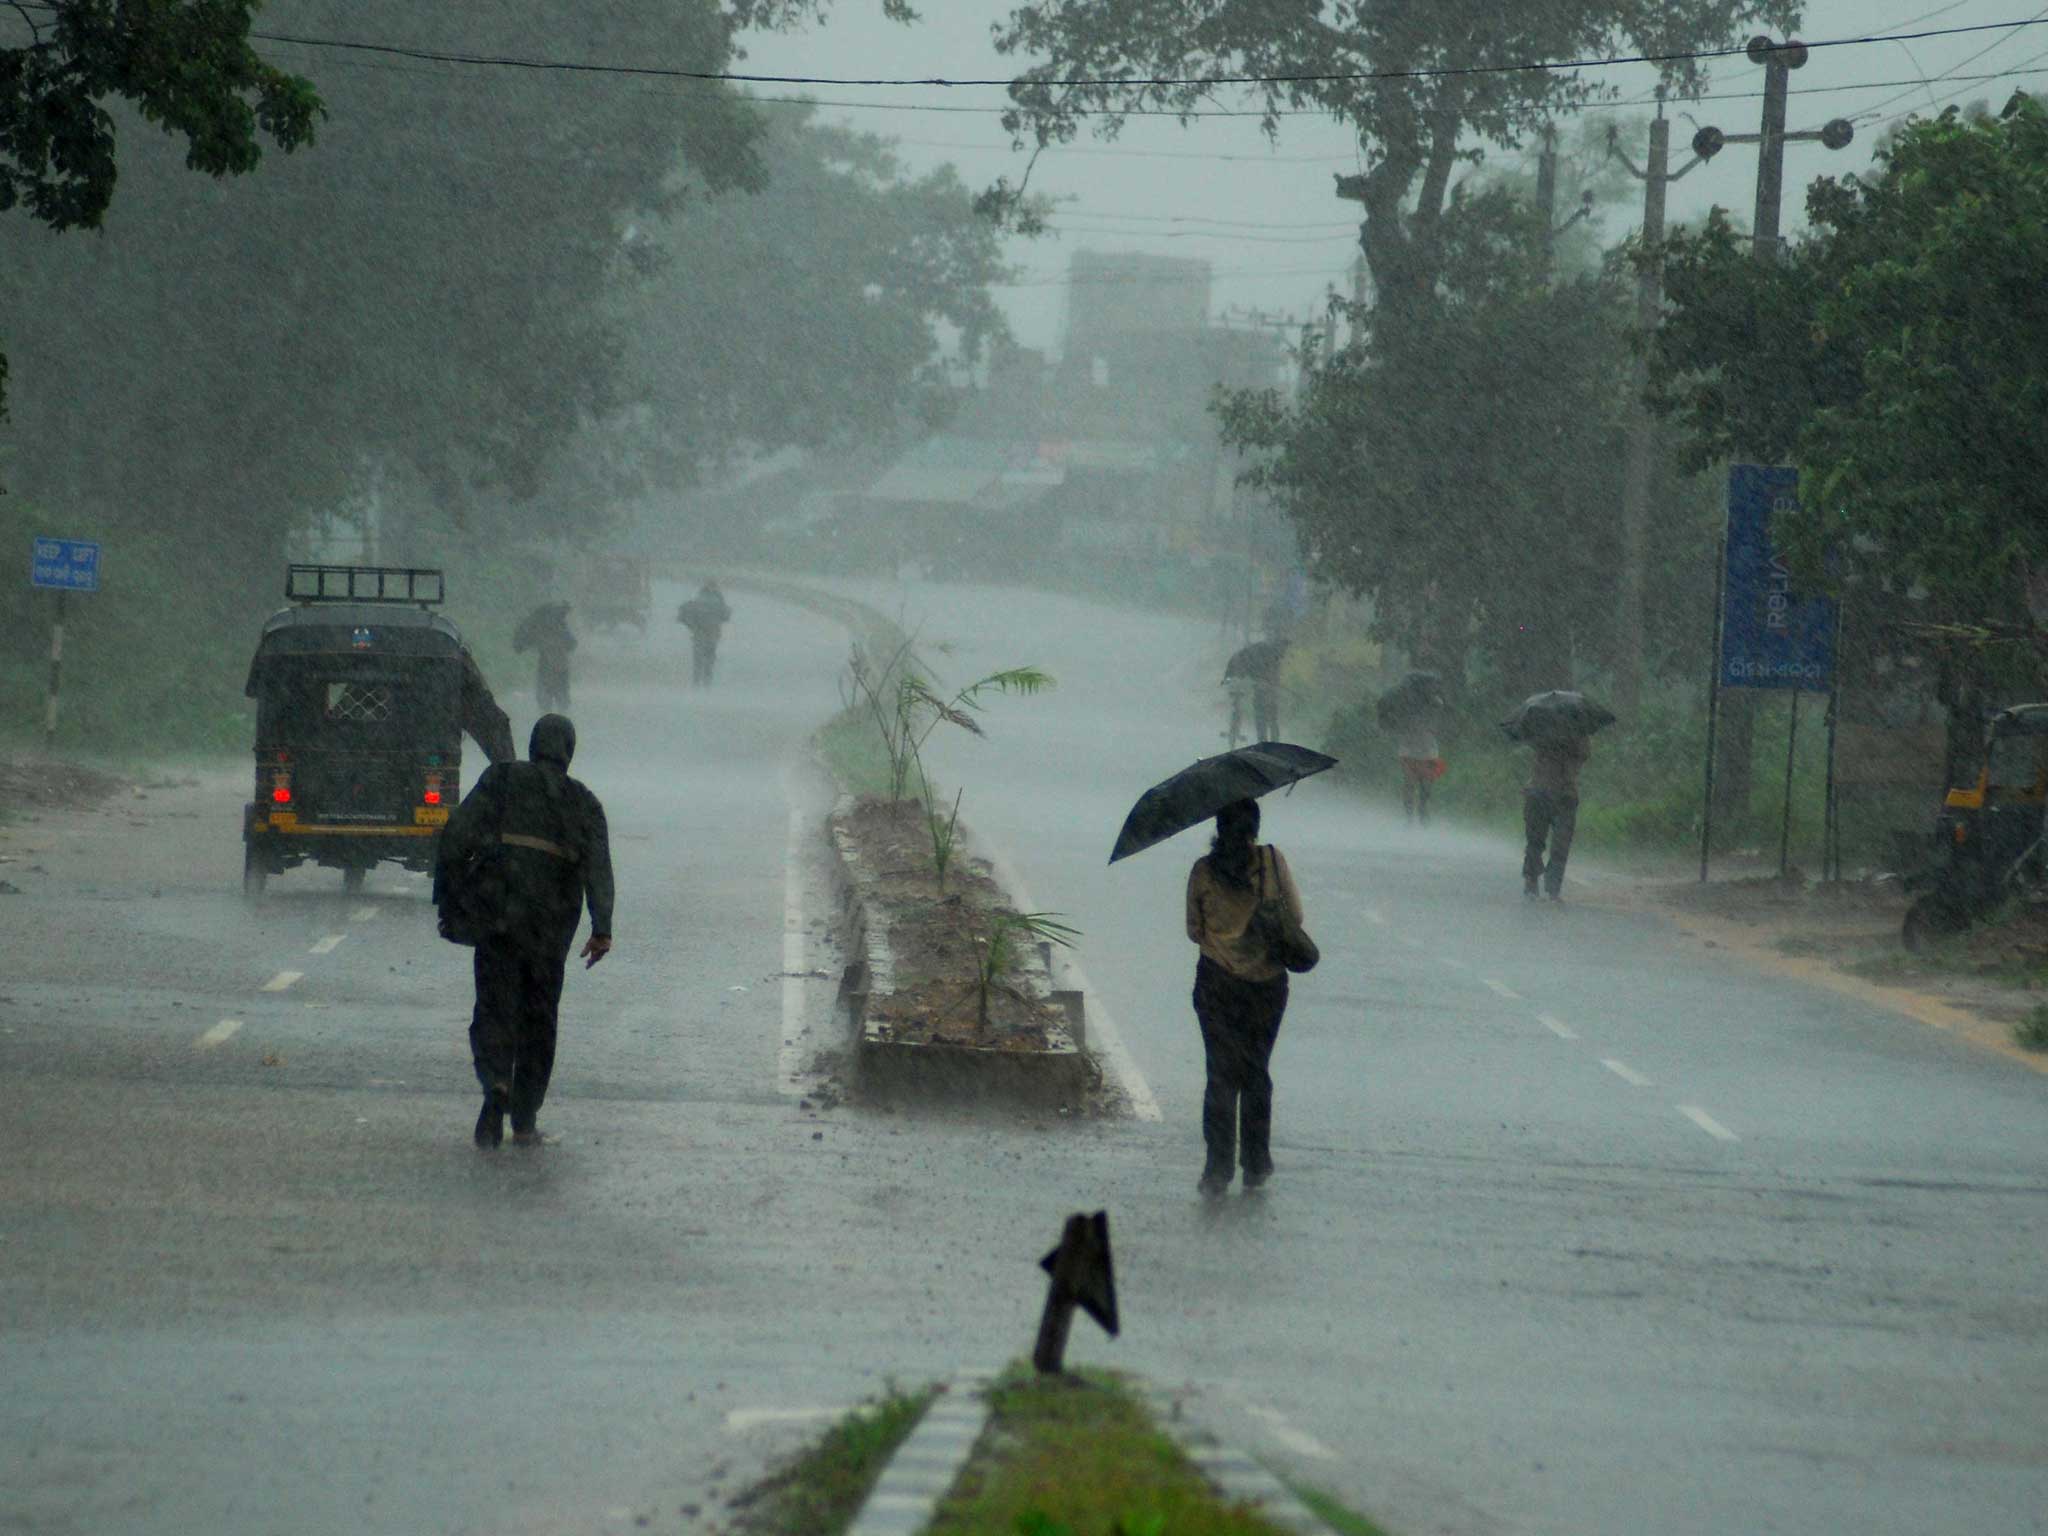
[1539,1013,1579,1040]
[725,1406,842,1432]
[261,971,303,993]
[1442,957,1469,971]
[308,935,345,956]
[1364,909,1387,927]
[980,840,1162,1122]
[195,1019,243,1050]
[1600,1058,1654,1087]
[779,795,812,1096]
[349,905,377,922]
[1397,934,1422,949]
[1243,1402,1337,1461]
[1482,978,1522,1000]
[1679,1105,1740,1142]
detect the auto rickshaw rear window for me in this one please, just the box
[327,682,395,724]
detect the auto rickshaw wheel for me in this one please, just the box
[243,844,269,903]
[343,866,367,894]
[1902,892,1972,952]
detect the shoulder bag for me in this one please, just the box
[1248,845,1319,974]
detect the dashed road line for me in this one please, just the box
[1600,1058,1654,1087]
[308,934,346,956]
[1482,978,1522,1000]
[260,971,303,993]
[1538,1013,1579,1040]
[1679,1104,1740,1142]
[1442,957,1469,971]
[195,1019,243,1050]
[1364,909,1387,927]
[1396,934,1422,949]
[348,905,377,922]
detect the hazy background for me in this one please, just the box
[742,0,2048,350]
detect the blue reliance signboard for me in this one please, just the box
[30,537,101,592]
[1719,466,1834,691]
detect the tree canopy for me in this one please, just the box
[0,0,321,420]
[1650,93,2048,629]
[993,0,1796,330]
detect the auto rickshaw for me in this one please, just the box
[1901,703,2048,948]
[241,565,514,899]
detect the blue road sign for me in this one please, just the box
[1719,466,1834,690]
[30,537,101,593]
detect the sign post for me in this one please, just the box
[29,538,102,753]
[1702,469,1834,879]
[1032,1210,1118,1375]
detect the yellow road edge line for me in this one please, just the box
[1657,903,2048,1077]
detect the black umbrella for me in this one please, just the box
[1375,669,1444,728]
[1109,742,1338,864]
[1500,689,1617,745]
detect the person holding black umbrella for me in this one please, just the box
[1502,691,1613,903]
[1184,797,1307,1195]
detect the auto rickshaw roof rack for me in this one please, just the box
[286,564,445,607]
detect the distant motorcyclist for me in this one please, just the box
[434,714,614,1148]
[676,580,733,686]
[513,602,577,712]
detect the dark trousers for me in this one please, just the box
[471,934,568,1131]
[1252,685,1279,743]
[1192,956,1289,1175]
[537,654,570,712]
[689,632,719,685]
[1523,789,1580,894]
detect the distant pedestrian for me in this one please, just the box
[676,580,733,686]
[1184,798,1304,1195]
[434,714,614,1148]
[513,602,577,713]
[1223,638,1286,744]
[1523,734,1590,901]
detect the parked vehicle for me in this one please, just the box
[1901,703,2048,948]
[241,565,512,898]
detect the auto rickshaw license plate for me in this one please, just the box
[414,807,450,827]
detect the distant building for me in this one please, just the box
[848,250,1298,596]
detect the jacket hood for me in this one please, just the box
[529,714,576,767]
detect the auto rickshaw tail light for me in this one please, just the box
[423,773,444,807]
[1954,822,1968,845]
[272,785,292,804]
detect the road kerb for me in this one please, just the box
[844,1373,992,1536]
[1137,1386,1341,1534]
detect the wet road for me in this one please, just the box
[4,578,2045,1536]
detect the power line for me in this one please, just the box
[10,5,2045,95]
[1855,0,2048,120]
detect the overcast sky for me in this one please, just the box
[741,0,2048,353]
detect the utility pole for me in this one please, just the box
[1689,37,1855,842]
[1608,91,1706,715]
[1536,127,1559,265]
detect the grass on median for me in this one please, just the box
[925,1367,1303,1536]
[725,1382,936,1536]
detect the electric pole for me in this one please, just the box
[1689,36,1855,828]
[1608,91,1706,715]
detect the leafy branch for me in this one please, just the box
[974,910,1080,1033]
